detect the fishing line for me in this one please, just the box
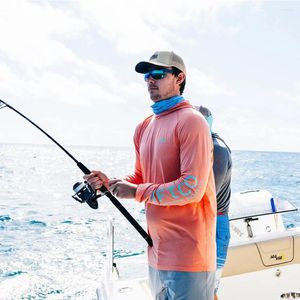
[0,99,152,246]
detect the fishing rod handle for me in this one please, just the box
[77,162,91,175]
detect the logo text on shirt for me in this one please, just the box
[150,175,199,204]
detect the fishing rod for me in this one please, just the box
[0,99,152,247]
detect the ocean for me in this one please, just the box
[0,143,299,299]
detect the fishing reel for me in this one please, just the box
[72,181,103,210]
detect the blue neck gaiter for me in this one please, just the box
[151,95,184,115]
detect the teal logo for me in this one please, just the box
[159,137,167,143]
[150,175,199,204]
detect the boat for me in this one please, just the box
[96,190,300,300]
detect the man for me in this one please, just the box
[197,106,232,300]
[84,51,216,300]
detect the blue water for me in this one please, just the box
[0,143,299,299]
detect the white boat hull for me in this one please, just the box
[220,264,300,299]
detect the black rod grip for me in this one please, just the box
[77,162,91,175]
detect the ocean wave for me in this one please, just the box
[0,215,12,222]
[28,220,47,227]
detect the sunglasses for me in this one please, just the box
[144,69,173,81]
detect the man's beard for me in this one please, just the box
[150,94,162,101]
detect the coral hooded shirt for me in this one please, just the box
[125,101,216,272]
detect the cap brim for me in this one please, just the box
[135,61,170,74]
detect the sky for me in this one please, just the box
[0,0,299,152]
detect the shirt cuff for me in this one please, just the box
[136,183,151,203]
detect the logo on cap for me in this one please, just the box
[150,54,158,60]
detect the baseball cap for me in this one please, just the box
[135,51,186,75]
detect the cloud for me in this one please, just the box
[75,0,260,53]
[0,64,27,98]
[0,61,137,107]
[0,0,257,109]
[274,84,300,108]
[188,67,236,97]
[0,1,86,68]
[0,1,152,108]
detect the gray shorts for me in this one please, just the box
[148,266,215,300]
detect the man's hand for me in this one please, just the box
[83,170,109,191]
[109,179,137,199]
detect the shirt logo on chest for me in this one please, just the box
[158,137,167,144]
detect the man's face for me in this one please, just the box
[144,67,184,102]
